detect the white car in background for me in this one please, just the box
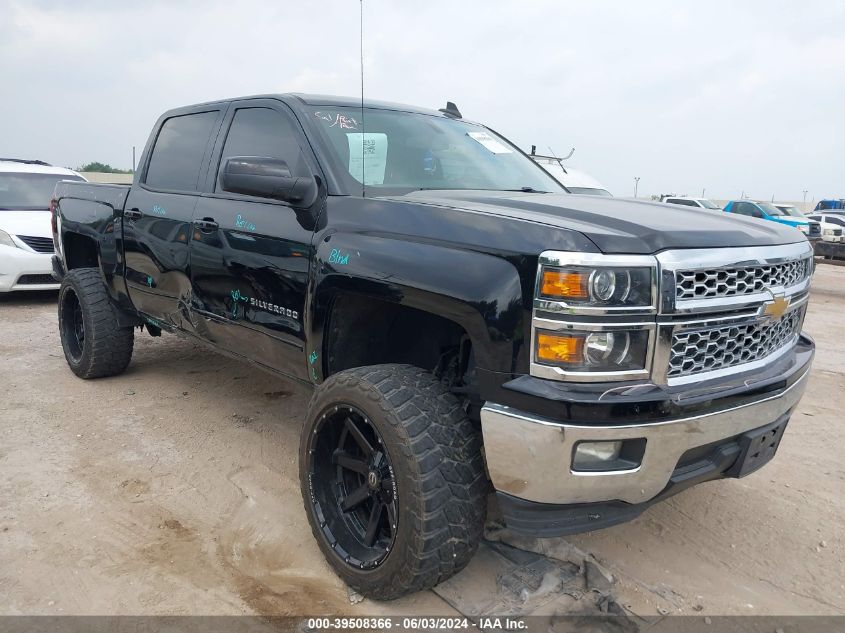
[530,155,612,196]
[660,195,722,210]
[0,159,85,292]
[807,210,845,243]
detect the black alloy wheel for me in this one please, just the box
[60,286,85,362]
[57,268,134,379]
[306,404,398,570]
[299,364,487,600]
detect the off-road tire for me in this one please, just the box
[58,268,134,379]
[299,364,488,600]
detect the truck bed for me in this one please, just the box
[53,181,131,220]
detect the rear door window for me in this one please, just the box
[145,111,220,192]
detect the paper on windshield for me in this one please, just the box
[347,133,388,185]
[467,131,512,154]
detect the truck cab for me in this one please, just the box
[724,200,820,240]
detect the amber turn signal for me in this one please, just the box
[541,269,589,299]
[536,332,584,364]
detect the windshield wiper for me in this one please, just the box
[502,187,550,193]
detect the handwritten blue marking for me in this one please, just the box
[308,350,318,365]
[146,275,154,287]
[150,205,166,216]
[328,248,350,265]
[230,289,250,318]
[235,214,256,232]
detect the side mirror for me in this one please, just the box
[220,156,319,207]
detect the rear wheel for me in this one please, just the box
[58,268,134,378]
[300,364,487,600]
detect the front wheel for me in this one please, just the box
[58,268,134,379]
[299,365,487,600]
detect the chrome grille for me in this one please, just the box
[668,309,802,378]
[675,259,810,301]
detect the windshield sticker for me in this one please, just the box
[315,111,359,130]
[467,131,512,154]
[235,214,256,231]
[347,133,388,185]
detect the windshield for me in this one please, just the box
[0,172,83,210]
[567,187,612,196]
[308,107,563,195]
[776,205,805,218]
[757,202,785,216]
[699,199,720,209]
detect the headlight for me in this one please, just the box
[539,266,652,307]
[535,328,650,373]
[0,229,20,249]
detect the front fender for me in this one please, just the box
[309,231,527,379]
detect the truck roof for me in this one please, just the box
[164,93,449,119]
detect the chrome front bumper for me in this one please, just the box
[480,365,810,506]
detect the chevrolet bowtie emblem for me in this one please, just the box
[762,294,790,319]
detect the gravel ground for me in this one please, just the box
[0,264,843,617]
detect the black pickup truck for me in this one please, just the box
[51,94,815,600]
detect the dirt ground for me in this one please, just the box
[1,264,843,617]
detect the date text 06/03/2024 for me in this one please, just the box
[305,617,527,630]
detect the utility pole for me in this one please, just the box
[132,146,136,173]
[634,177,640,198]
[802,189,808,212]
[702,188,706,198]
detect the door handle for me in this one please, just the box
[124,208,142,221]
[194,217,219,232]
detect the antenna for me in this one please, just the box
[359,0,365,198]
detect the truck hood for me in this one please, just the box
[0,210,52,238]
[392,191,805,254]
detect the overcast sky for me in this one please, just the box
[1,0,842,201]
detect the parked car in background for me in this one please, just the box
[723,200,820,240]
[814,199,845,212]
[806,210,845,243]
[660,195,722,210]
[530,154,612,196]
[0,159,85,292]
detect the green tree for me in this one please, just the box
[75,162,133,174]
